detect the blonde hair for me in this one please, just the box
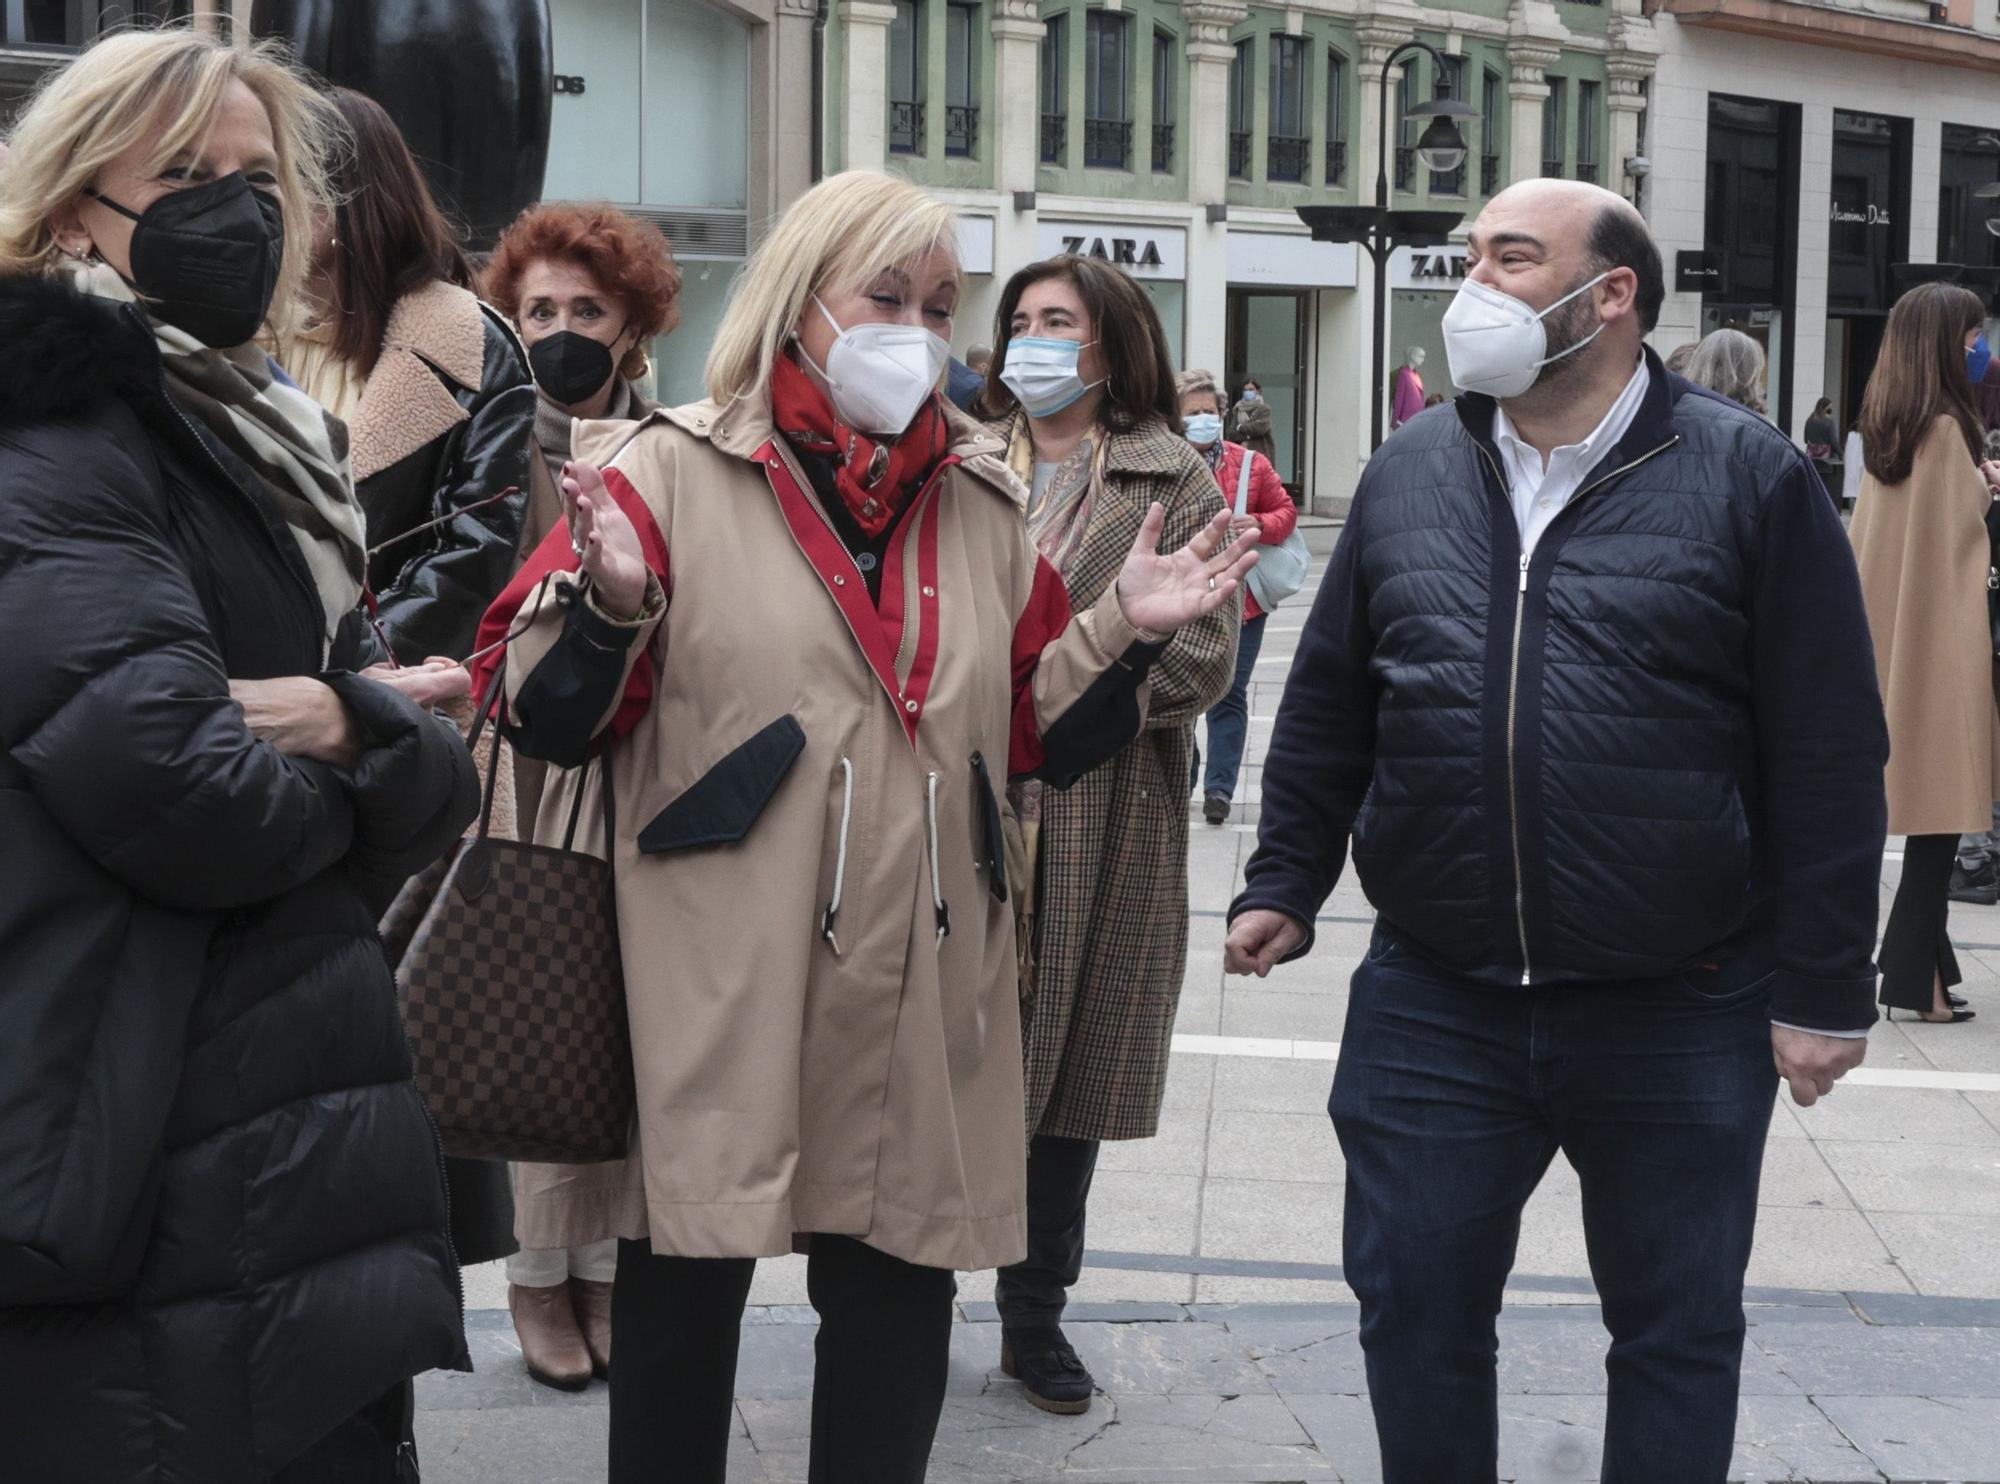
[705,171,959,404]
[1686,328,1768,416]
[0,26,335,325]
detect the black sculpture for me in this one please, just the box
[251,0,553,252]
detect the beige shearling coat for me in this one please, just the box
[1849,415,2000,836]
[499,394,1158,1271]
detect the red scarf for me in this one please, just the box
[769,352,949,538]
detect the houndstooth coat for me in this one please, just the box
[1008,413,1241,1141]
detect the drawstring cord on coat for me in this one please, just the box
[820,757,855,955]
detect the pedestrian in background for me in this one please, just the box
[482,197,682,1390]
[1228,376,1279,464]
[1229,180,1884,1483]
[1849,280,2000,1025]
[1805,396,1838,460]
[276,87,536,665]
[967,342,993,376]
[0,29,477,1481]
[1665,339,1698,374]
[1177,366,1298,825]
[1685,326,1767,416]
[983,257,1240,1415]
[470,170,1257,1484]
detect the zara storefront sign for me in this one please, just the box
[1034,222,1186,280]
[1388,245,1470,292]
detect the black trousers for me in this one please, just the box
[994,1133,1100,1331]
[1879,832,1961,1012]
[608,1234,955,1484]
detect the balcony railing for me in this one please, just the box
[889,100,925,156]
[1482,152,1502,196]
[1152,122,1174,173]
[946,104,978,157]
[1542,157,1565,178]
[1395,145,1415,190]
[1229,131,1251,179]
[1267,133,1310,183]
[1576,160,1600,185]
[1040,112,1067,164]
[1326,137,1348,186]
[1084,116,1133,169]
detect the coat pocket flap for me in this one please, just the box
[638,715,806,853]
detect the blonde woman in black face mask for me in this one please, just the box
[0,29,477,1481]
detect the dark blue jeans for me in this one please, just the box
[1330,929,1779,1484]
[1197,612,1266,800]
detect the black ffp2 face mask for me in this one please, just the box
[88,172,285,349]
[529,329,620,408]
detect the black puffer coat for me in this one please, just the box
[0,273,476,1482]
[1234,349,1888,1033]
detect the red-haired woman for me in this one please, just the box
[480,200,681,1390]
[486,202,683,558]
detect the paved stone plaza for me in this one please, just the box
[424,535,2000,1482]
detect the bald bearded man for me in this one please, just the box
[1226,182,1887,1481]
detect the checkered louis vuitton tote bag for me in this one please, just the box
[385,666,634,1163]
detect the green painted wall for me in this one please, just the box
[1033,0,1190,202]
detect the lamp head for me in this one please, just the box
[1415,114,1468,177]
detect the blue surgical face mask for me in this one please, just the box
[1241,387,1262,402]
[1000,335,1104,418]
[1183,412,1224,446]
[1970,332,1992,386]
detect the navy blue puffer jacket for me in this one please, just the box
[1233,349,1888,1032]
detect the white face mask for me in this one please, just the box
[797,297,951,436]
[1440,271,1611,399]
[1182,412,1224,447]
[1001,336,1104,418]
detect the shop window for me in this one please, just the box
[5,0,188,46]
[1040,13,1067,164]
[1228,39,1251,180]
[1431,54,1465,196]
[945,0,979,156]
[1325,50,1349,187]
[888,0,926,156]
[1267,35,1308,183]
[1541,76,1566,178]
[1940,123,2000,268]
[1395,60,1417,190]
[1084,10,1131,170]
[1151,28,1175,173]
[1481,66,1503,196]
[1575,79,1600,185]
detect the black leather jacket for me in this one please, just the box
[363,300,537,662]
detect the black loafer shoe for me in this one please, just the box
[1203,792,1230,826]
[1948,860,1999,905]
[1000,1327,1094,1415]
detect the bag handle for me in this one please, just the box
[1234,447,1254,519]
[468,656,509,842]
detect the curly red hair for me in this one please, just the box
[484,202,683,379]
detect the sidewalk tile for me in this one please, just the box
[1212,1056,1337,1114]
[1219,989,1345,1041]
[1792,1087,2000,1147]
[1197,1176,1343,1264]
[1756,1140,1857,1211]
[1196,1274,1358,1305]
[1748,1321,2000,1396]
[1056,1392,1338,1480]
[1811,1394,2000,1482]
[1867,1213,2000,1300]
[1730,1394,1891,1483]
[1206,1109,1346,1184]
[1084,1171,1203,1255]
[1742,1206,1913,1294]
[1816,1140,2000,1215]
[1069,1320,1276,1396]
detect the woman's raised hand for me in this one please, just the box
[563,460,650,618]
[1114,504,1262,636]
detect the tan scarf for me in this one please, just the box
[1005,415,1105,578]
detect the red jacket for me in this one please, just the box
[1209,440,1299,620]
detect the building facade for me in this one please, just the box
[830,0,1657,510]
[1642,0,2000,446]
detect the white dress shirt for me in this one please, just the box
[1492,356,1865,1038]
[1492,354,1650,559]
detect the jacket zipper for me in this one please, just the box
[1487,434,1680,987]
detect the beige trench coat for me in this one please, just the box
[1849,415,2000,836]
[501,395,1153,1271]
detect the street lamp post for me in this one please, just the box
[1297,40,1478,451]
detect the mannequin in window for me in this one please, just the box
[1391,346,1427,430]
